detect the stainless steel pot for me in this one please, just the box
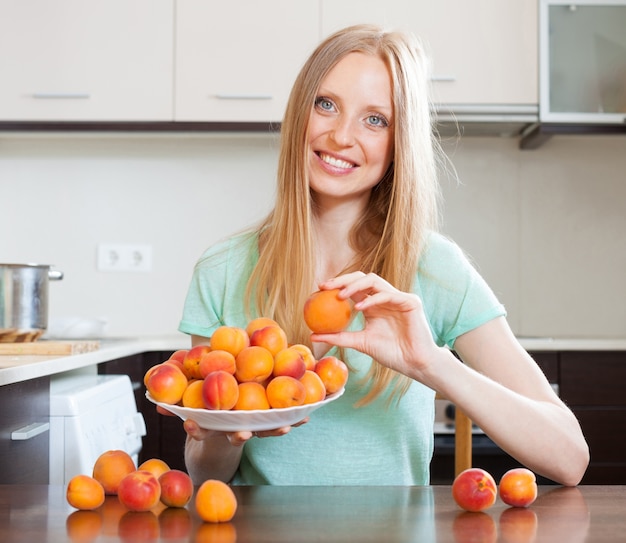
[0,263,64,342]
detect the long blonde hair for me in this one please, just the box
[246,24,443,405]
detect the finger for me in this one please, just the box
[183,419,212,441]
[156,405,176,417]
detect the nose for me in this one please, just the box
[329,115,356,147]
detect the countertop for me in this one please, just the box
[1,335,626,387]
[1,484,624,543]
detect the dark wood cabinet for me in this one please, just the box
[98,351,187,472]
[0,377,50,484]
[560,351,626,484]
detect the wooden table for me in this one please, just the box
[1,485,624,542]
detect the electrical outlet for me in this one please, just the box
[97,243,152,272]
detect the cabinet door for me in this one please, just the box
[0,377,50,484]
[0,0,173,121]
[320,0,537,106]
[175,0,319,122]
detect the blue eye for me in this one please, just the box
[367,114,389,128]
[315,96,334,111]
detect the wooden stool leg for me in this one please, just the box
[455,408,472,476]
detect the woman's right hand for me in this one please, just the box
[183,418,309,446]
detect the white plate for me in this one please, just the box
[146,388,345,432]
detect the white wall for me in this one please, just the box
[1,132,625,339]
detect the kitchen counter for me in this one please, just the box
[0,335,188,386]
[1,484,623,543]
[1,335,626,387]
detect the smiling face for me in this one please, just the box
[307,52,394,208]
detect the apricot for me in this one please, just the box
[210,326,250,357]
[195,480,238,523]
[199,349,236,378]
[235,345,274,383]
[499,468,538,508]
[249,325,289,356]
[245,317,279,337]
[138,458,170,480]
[159,469,194,508]
[66,474,106,511]
[303,288,352,334]
[146,363,188,405]
[117,470,161,512]
[234,381,270,410]
[183,345,212,380]
[143,363,162,388]
[273,346,307,379]
[181,379,206,409]
[266,375,307,408]
[169,349,189,364]
[202,370,240,410]
[163,357,192,380]
[299,370,327,404]
[290,343,316,371]
[452,468,497,512]
[93,450,137,495]
[314,356,349,394]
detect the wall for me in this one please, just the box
[1,132,624,339]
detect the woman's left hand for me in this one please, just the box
[311,272,443,380]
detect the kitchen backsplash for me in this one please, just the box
[1,133,624,339]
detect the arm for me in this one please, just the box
[183,334,295,484]
[313,273,589,486]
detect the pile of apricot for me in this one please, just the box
[66,449,237,524]
[145,316,349,412]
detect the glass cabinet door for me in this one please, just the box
[540,0,626,123]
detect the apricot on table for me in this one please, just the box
[138,458,170,480]
[66,474,106,511]
[303,288,352,334]
[499,468,538,508]
[92,449,137,495]
[117,470,162,512]
[158,469,194,508]
[452,468,497,512]
[195,480,238,523]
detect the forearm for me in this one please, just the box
[184,433,244,485]
[426,348,589,486]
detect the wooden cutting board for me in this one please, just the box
[0,340,100,356]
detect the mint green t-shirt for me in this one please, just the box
[179,231,505,485]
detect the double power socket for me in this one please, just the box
[97,243,152,272]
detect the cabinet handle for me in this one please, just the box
[32,92,91,99]
[215,93,272,100]
[430,76,457,82]
[11,422,50,441]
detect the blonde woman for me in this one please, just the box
[179,25,589,486]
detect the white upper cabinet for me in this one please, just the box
[175,0,320,122]
[321,0,538,107]
[0,0,173,121]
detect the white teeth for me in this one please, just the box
[319,153,354,169]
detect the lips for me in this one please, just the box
[317,152,357,171]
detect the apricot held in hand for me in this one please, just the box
[303,288,352,334]
[499,468,538,507]
[452,468,497,512]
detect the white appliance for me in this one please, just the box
[49,373,146,485]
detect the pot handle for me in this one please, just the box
[48,270,64,281]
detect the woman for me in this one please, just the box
[178,25,589,486]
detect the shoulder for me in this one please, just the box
[418,231,476,285]
[196,231,259,271]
